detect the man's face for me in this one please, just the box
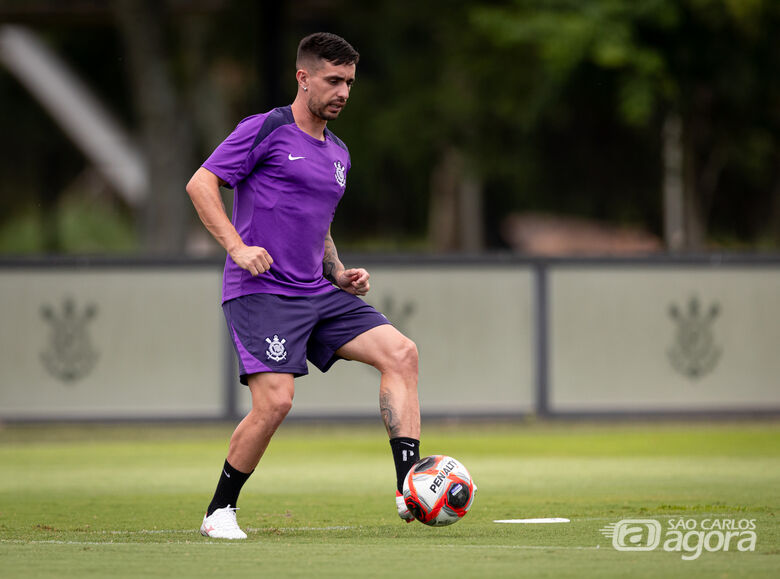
[304,60,356,121]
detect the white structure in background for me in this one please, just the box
[0,24,148,206]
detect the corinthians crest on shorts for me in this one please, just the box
[265,335,287,363]
[334,160,346,188]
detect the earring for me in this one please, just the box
[303,86,308,92]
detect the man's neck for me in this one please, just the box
[290,99,327,141]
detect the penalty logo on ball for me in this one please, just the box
[403,455,476,526]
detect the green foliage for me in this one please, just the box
[0,195,138,254]
[0,0,777,250]
[470,0,780,244]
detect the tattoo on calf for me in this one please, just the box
[380,392,402,437]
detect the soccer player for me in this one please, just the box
[186,32,421,539]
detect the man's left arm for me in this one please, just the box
[324,227,370,296]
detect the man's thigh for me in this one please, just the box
[334,323,411,368]
[306,290,391,372]
[223,293,318,383]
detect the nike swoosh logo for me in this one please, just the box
[400,441,416,447]
[223,469,231,478]
[288,154,305,161]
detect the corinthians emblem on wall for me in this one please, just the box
[667,296,722,379]
[378,295,416,337]
[40,298,100,384]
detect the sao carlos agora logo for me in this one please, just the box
[667,296,722,379]
[40,297,99,383]
[601,518,757,561]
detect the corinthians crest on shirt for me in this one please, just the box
[265,335,287,363]
[334,160,346,187]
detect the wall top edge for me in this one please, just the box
[0,252,779,270]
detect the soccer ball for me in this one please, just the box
[403,455,476,526]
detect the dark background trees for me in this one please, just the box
[0,0,777,254]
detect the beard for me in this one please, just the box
[308,98,345,121]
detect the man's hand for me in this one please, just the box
[230,244,273,276]
[335,268,370,296]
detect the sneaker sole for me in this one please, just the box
[200,527,246,539]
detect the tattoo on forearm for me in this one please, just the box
[323,234,340,283]
[380,392,402,438]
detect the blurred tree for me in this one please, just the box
[112,0,197,253]
[472,0,780,250]
[0,0,777,254]
[319,0,665,250]
[326,0,501,251]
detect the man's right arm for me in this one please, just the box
[185,167,273,276]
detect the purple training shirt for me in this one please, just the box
[202,106,350,302]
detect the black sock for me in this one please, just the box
[206,459,253,516]
[389,437,420,493]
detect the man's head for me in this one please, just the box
[296,32,359,71]
[296,33,359,121]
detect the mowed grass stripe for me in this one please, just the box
[0,421,777,578]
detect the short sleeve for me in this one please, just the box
[202,115,271,189]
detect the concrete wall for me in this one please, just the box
[248,264,536,419]
[548,265,780,414]
[0,265,224,420]
[0,256,777,421]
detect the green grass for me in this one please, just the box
[0,421,778,578]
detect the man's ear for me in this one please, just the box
[296,68,309,89]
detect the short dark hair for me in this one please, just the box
[296,32,359,69]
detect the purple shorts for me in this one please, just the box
[223,289,391,384]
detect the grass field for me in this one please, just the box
[0,420,778,578]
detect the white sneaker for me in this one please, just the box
[200,505,247,539]
[396,491,415,523]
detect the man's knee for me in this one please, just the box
[267,387,294,417]
[389,335,418,376]
[248,373,294,417]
